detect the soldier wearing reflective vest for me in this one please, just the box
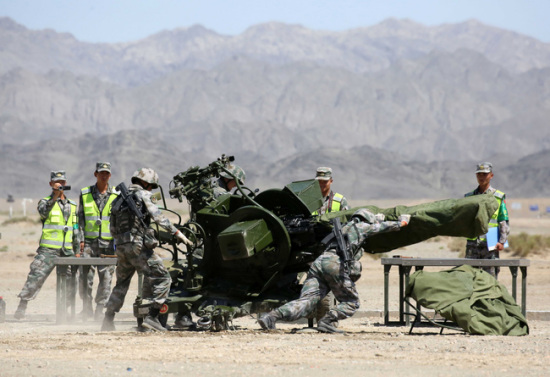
[464,162,510,278]
[77,162,118,320]
[312,167,350,215]
[14,170,79,320]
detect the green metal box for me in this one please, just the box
[218,219,274,260]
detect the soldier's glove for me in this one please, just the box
[175,230,193,246]
[398,214,411,227]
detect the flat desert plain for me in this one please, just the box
[1,198,549,377]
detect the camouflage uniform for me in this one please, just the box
[18,194,80,302]
[212,164,246,199]
[105,183,178,313]
[274,209,404,323]
[465,185,510,277]
[77,183,116,316]
[464,162,510,278]
[212,178,232,198]
[315,191,350,215]
[313,167,350,214]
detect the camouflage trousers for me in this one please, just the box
[79,240,115,309]
[18,246,76,301]
[465,240,500,278]
[276,250,360,321]
[105,240,171,313]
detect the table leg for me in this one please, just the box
[404,266,412,327]
[56,266,67,324]
[414,266,423,321]
[69,266,77,321]
[384,265,391,325]
[81,265,93,320]
[399,266,404,324]
[521,267,528,317]
[509,266,518,302]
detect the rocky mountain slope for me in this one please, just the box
[0,17,549,199]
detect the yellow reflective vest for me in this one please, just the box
[465,189,505,241]
[312,192,345,215]
[81,186,118,240]
[39,197,77,250]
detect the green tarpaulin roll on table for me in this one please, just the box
[406,265,529,336]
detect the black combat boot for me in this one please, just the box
[14,299,27,320]
[258,310,281,330]
[317,313,344,334]
[143,307,167,332]
[101,310,116,331]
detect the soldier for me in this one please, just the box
[101,168,192,332]
[312,167,350,215]
[14,171,79,319]
[464,162,510,278]
[213,164,246,198]
[77,162,118,320]
[311,167,350,324]
[258,209,410,333]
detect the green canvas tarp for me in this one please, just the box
[406,265,529,336]
[321,194,499,254]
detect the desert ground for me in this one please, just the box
[1,197,549,377]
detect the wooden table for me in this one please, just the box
[54,257,117,324]
[381,257,530,326]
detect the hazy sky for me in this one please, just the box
[1,0,548,43]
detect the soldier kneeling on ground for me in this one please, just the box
[258,209,411,333]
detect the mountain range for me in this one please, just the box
[0,17,549,201]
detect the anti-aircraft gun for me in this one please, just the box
[133,155,500,331]
[133,155,335,330]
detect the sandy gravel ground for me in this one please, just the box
[1,211,549,377]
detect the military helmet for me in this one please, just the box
[220,164,246,185]
[131,167,159,189]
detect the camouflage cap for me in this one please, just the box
[475,162,493,173]
[50,170,67,182]
[315,167,332,181]
[96,162,111,173]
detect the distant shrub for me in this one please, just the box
[448,237,466,255]
[2,217,41,225]
[0,245,7,252]
[508,232,550,257]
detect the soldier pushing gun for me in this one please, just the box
[258,209,411,333]
[101,168,192,332]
